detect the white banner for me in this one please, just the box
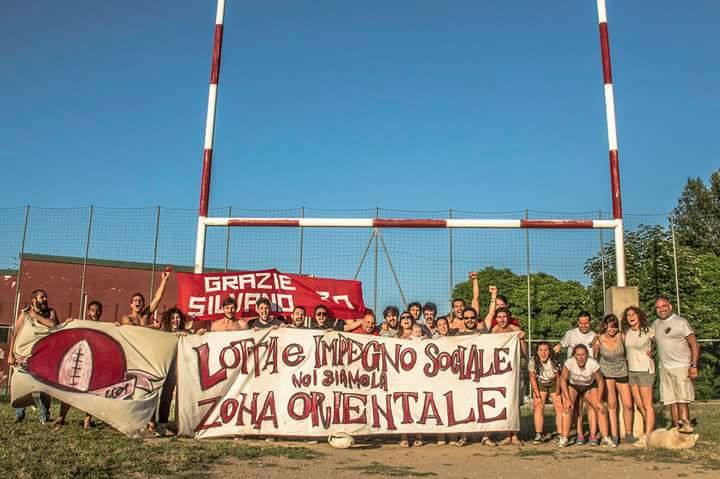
[10,320,178,437]
[178,329,520,438]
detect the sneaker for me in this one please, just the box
[566,436,576,446]
[624,434,636,444]
[601,436,617,448]
[588,436,600,446]
[612,436,620,447]
[533,433,543,444]
[558,437,570,448]
[633,436,647,448]
[576,435,586,445]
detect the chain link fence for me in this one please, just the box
[1,206,717,398]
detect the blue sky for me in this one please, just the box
[1,0,718,214]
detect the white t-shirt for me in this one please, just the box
[624,327,656,373]
[564,356,600,387]
[653,314,694,369]
[528,357,558,385]
[560,328,597,358]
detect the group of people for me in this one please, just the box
[6,270,700,450]
[530,298,699,449]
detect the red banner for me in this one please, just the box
[177,269,366,321]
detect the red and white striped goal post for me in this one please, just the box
[193,0,628,288]
[194,216,627,287]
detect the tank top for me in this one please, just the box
[598,336,628,378]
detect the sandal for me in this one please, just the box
[498,437,512,446]
[456,436,468,447]
[481,436,496,447]
[510,436,524,446]
[399,440,410,448]
[413,440,424,447]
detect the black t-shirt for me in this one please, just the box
[310,319,344,331]
[249,318,285,329]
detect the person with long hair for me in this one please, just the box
[529,341,563,443]
[593,314,634,446]
[155,307,187,436]
[558,344,614,448]
[623,306,655,447]
[396,311,414,339]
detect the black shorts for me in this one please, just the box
[605,376,629,384]
[570,381,597,394]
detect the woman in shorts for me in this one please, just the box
[559,344,614,448]
[622,306,655,447]
[593,314,634,445]
[529,341,562,443]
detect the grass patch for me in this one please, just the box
[347,462,436,477]
[0,398,319,478]
[517,449,555,458]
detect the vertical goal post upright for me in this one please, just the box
[194,0,627,288]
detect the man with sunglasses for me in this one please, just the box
[653,297,699,432]
[456,307,489,336]
[309,304,363,332]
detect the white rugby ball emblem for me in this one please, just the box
[58,339,93,391]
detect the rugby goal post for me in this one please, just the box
[194,0,627,288]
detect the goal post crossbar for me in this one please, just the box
[193,216,627,288]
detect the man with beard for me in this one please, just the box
[654,297,699,432]
[456,306,489,336]
[379,305,400,337]
[197,296,249,333]
[421,302,439,338]
[119,268,171,326]
[288,306,307,328]
[8,289,58,423]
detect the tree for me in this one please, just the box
[585,227,720,399]
[672,170,720,256]
[451,267,593,339]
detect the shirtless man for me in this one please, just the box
[9,289,58,424]
[449,297,466,331]
[492,307,527,446]
[119,269,170,326]
[214,297,248,332]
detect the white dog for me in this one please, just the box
[647,427,699,450]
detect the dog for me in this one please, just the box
[647,427,699,450]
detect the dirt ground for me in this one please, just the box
[210,437,717,479]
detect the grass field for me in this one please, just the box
[2,397,720,478]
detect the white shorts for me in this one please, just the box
[659,367,694,405]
